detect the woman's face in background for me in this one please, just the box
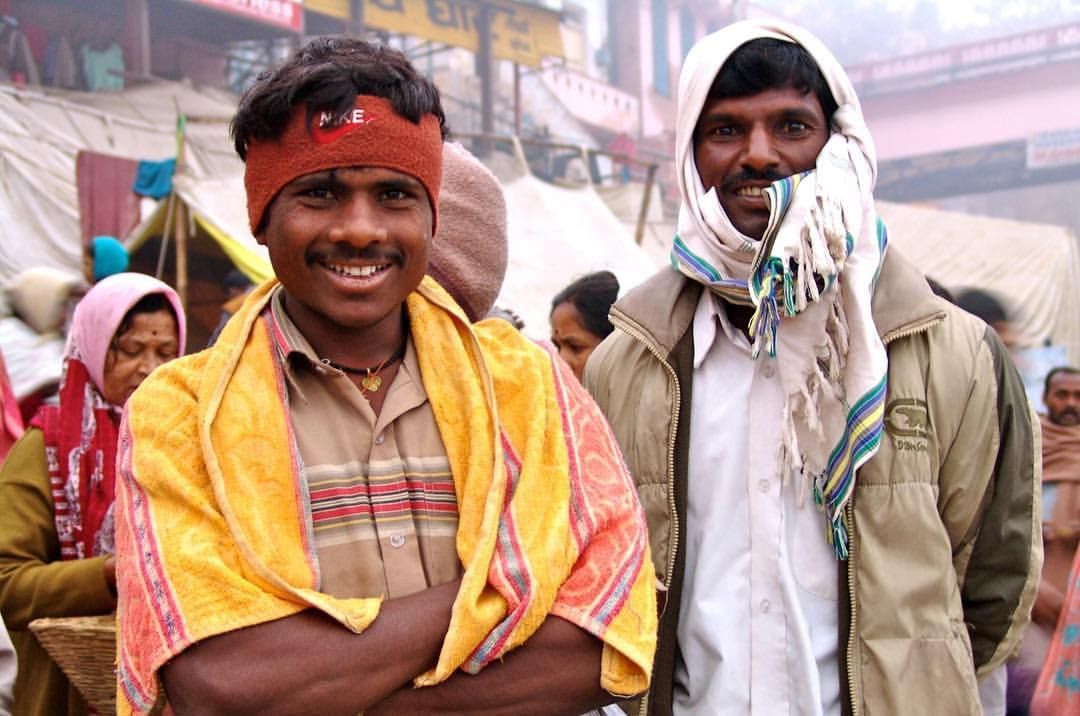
[101,308,179,406]
[550,301,604,382]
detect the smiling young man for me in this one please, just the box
[584,20,1040,716]
[112,38,655,715]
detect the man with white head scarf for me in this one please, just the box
[585,19,1040,716]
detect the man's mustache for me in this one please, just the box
[720,169,786,193]
[310,245,401,264]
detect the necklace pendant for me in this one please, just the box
[360,373,382,392]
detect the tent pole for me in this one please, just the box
[634,163,657,246]
[155,192,177,279]
[175,199,189,314]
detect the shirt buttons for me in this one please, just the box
[762,363,776,378]
[374,432,385,446]
[760,599,771,614]
[389,534,406,548]
[758,479,770,494]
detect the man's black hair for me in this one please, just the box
[1044,366,1080,398]
[551,270,620,340]
[954,288,1009,326]
[231,36,448,161]
[708,38,839,122]
[222,269,252,293]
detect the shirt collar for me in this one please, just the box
[692,290,751,369]
[266,286,425,414]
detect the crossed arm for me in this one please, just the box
[162,579,609,716]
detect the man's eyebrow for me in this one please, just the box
[375,175,424,192]
[289,170,337,188]
[697,110,738,124]
[777,107,822,120]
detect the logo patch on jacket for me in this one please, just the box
[885,398,929,452]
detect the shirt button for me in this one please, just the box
[758,479,770,494]
[760,599,771,613]
[389,534,405,548]
[762,363,776,378]
[374,432,385,446]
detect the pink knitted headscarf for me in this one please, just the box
[428,142,508,322]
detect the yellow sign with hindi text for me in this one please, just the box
[360,0,565,67]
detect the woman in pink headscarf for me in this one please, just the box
[0,273,185,716]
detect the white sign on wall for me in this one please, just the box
[1027,128,1080,170]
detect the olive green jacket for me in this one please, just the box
[0,428,115,716]
[584,249,1041,716]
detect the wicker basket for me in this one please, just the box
[28,614,116,714]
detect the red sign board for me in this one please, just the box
[185,0,304,32]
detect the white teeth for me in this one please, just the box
[326,263,386,277]
[736,187,764,197]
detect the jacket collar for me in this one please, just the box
[870,248,948,343]
[610,268,702,360]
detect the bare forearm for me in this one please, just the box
[368,616,609,716]
[163,579,460,716]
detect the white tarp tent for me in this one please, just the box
[0,81,239,284]
[878,200,1080,364]
[127,173,272,284]
[498,173,658,337]
[594,181,675,269]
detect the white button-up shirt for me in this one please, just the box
[673,290,840,716]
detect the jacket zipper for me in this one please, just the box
[610,307,681,716]
[844,502,858,716]
[844,310,944,715]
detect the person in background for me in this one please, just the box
[0,267,86,424]
[82,235,130,285]
[550,270,619,382]
[113,37,655,715]
[1030,523,1080,715]
[955,287,1016,348]
[205,269,254,347]
[585,20,1039,716]
[0,273,185,716]
[1008,365,1080,714]
[487,306,526,331]
[0,614,13,716]
[428,141,508,323]
[925,276,955,303]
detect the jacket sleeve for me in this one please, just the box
[944,326,1041,674]
[0,428,116,631]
